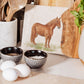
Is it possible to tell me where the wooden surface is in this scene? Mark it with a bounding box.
[61,0,81,58]
[39,0,74,8]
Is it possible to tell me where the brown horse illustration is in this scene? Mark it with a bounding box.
[30,17,61,48]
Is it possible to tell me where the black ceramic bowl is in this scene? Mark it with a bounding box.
[24,50,47,69]
[0,47,23,64]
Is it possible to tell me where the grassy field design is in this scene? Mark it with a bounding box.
[25,42,60,52]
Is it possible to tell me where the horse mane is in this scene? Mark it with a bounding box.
[46,17,58,26]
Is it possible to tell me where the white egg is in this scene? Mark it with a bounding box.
[15,64,31,77]
[0,59,4,70]
[2,68,18,81]
[0,61,16,71]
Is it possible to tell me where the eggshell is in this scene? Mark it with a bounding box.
[0,59,4,70]
[2,68,18,81]
[0,61,16,71]
[15,64,31,77]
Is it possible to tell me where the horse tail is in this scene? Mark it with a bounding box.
[30,24,36,43]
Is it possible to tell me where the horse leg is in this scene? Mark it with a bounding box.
[31,34,36,45]
[32,34,38,45]
[32,37,36,45]
[45,37,48,48]
[31,25,38,45]
[48,37,51,48]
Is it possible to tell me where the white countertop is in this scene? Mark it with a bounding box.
[0,53,84,80]
[32,54,84,80]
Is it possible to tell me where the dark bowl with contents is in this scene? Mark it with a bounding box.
[24,50,47,69]
[0,47,23,64]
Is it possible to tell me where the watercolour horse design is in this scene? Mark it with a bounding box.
[30,17,61,48]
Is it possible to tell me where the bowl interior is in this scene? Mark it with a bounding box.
[1,47,23,56]
[24,50,47,58]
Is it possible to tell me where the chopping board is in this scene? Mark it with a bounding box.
[39,0,74,7]
[0,72,84,84]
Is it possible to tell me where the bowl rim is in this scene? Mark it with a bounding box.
[24,50,47,60]
[0,46,23,57]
